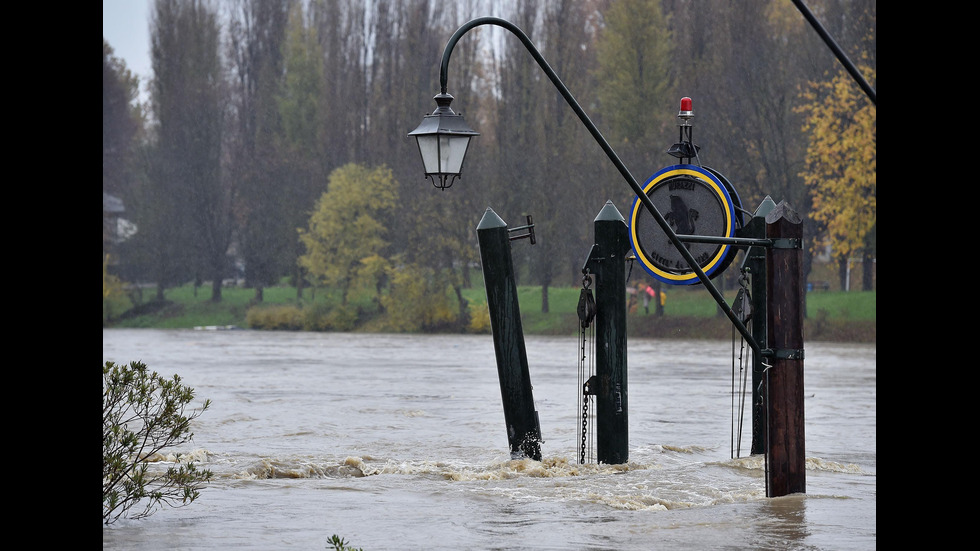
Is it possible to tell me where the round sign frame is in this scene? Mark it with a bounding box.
[629,164,739,285]
[703,166,744,277]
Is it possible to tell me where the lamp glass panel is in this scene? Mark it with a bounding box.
[442,135,470,174]
[416,135,441,174]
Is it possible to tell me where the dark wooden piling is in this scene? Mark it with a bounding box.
[590,201,629,464]
[764,201,806,496]
[476,207,542,460]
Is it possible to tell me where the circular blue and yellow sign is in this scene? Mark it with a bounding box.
[629,165,740,285]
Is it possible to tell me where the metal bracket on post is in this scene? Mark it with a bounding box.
[507,215,536,244]
[762,348,806,361]
[771,238,802,250]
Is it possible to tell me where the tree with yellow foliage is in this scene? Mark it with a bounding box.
[298,164,397,305]
[798,66,876,289]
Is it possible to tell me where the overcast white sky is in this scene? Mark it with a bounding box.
[103,1,152,87]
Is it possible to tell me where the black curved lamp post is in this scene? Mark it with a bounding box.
[409,16,758,352]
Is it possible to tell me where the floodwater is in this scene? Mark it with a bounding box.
[102,329,875,550]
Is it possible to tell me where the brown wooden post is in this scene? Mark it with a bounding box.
[765,201,806,497]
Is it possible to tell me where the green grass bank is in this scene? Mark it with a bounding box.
[105,281,875,343]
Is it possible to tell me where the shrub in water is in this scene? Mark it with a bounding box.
[103,361,212,524]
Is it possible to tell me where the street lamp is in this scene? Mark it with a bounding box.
[408,92,479,190]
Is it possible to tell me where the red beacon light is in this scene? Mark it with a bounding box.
[666,96,699,160]
[678,97,694,121]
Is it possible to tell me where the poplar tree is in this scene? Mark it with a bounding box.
[144,0,229,301]
[594,0,674,171]
[533,0,606,312]
[371,0,480,322]
[228,0,292,301]
[277,1,328,297]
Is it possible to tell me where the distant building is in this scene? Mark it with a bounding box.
[103,192,137,253]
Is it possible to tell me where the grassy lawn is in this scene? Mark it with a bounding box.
[107,276,874,337]
[463,283,874,319]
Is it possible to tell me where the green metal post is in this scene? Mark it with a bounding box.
[476,207,542,460]
[584,201,630,464]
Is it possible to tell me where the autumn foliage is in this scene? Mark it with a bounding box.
[798,67,877,261]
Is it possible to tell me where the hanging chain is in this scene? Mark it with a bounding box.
[581,388,590,464]
[577,273,596,464]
